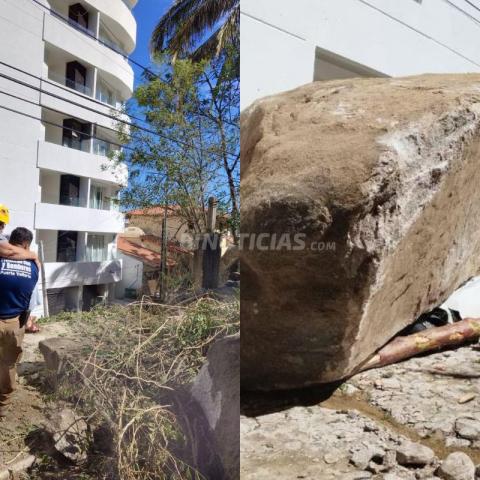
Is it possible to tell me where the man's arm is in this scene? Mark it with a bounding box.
[0,242,40,269]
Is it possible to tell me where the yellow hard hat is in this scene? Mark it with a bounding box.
[0,204,10,224]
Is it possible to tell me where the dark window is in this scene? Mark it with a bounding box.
[57,231,78,262]
[59,175,80,207]
[66,61,87,92]
[68,3,89,30]
[62,118,91,151]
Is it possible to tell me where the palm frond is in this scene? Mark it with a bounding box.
[151,0,239,62]
[190,6,239,61]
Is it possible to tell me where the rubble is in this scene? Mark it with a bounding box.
[396,442,435,466]
[241,74,480,389]
[45,407,89,463]
[437,452,475,480]
[241,342,480,479]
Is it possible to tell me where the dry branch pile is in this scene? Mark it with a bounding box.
[32,297,239,480]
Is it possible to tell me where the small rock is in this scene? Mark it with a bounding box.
[445,437,471,448]
[382,378,402,390]
[396,441,435,466]
[343,472,372,480]
[455,418,480,441]
[324,451,342,464]
[364,423,380,433]
[437,452,475,480]
[351,447,385,470]
[383,450,397,469]
[46,408,89,463]
[382,474,405,480]
[457,394,476,404]
[342,383,359,396]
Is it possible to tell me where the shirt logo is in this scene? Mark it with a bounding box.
[0,260,33,279]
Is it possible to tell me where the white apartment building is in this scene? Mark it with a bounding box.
[0,0,137,313]
[241,0,480,109]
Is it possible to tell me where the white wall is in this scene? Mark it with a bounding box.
[0,0,45,234]
[37,229,58,262]
[35,203,125,233]
[241,0,480,109]
[116,252,143,298]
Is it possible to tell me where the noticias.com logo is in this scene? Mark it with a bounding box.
[185,233,337,252]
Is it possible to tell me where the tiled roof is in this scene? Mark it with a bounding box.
[140,235,192,254]
[125,205,181,217]
[117,236,176,267]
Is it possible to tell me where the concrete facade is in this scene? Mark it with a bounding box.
[241,0,480,109]
[0,0,137,314]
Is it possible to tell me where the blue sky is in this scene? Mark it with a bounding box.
[131,0,173,86]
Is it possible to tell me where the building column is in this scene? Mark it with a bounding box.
[76,232,88,262]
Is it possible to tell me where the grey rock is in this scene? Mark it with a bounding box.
[46,408,89,463]
[396,442,435,466]
[324,451,342,464]
[454,418,480,441]
[437,452,475,480]
[351,446,385,470]
[191,333,239,480]
[343,472,373,480]
[39,336,90,389]
[445,437,471,448]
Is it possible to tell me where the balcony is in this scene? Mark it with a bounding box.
[35,203,124,234]
[44,259,122,289]
[43,13,134,97]
[83,0,137,53]
[47,71,93,97]
[37,140,127,185]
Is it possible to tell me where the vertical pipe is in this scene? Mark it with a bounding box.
[39,241,49,318]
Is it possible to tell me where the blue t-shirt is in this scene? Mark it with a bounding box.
[0,259,39,319]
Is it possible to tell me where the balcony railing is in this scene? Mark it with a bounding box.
[44,135,119,159]
[92,138,118,157]
[98,34,127,57]
[47,5,129,58]
[48,71,92,96]
[66,17,96,37]
[59,195,88,208]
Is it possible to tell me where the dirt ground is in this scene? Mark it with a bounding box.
[0,322,71,471]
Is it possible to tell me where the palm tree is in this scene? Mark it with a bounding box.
[150,0,239,63]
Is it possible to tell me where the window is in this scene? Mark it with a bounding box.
[62,118,91,152]
[66,61,88,95]
[68,3,89,31]
[86,235,107,262]
[96,80,115,107]
[57,231,78,262]
[90,184,110,210]
[59,175,81,207]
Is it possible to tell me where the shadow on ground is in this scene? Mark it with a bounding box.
[241,380,344,417]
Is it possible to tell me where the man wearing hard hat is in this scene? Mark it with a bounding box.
[0,205,39,264]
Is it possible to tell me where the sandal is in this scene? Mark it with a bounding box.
[25,322,40,334]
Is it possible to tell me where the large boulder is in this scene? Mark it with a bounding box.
[241,75,480,390]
